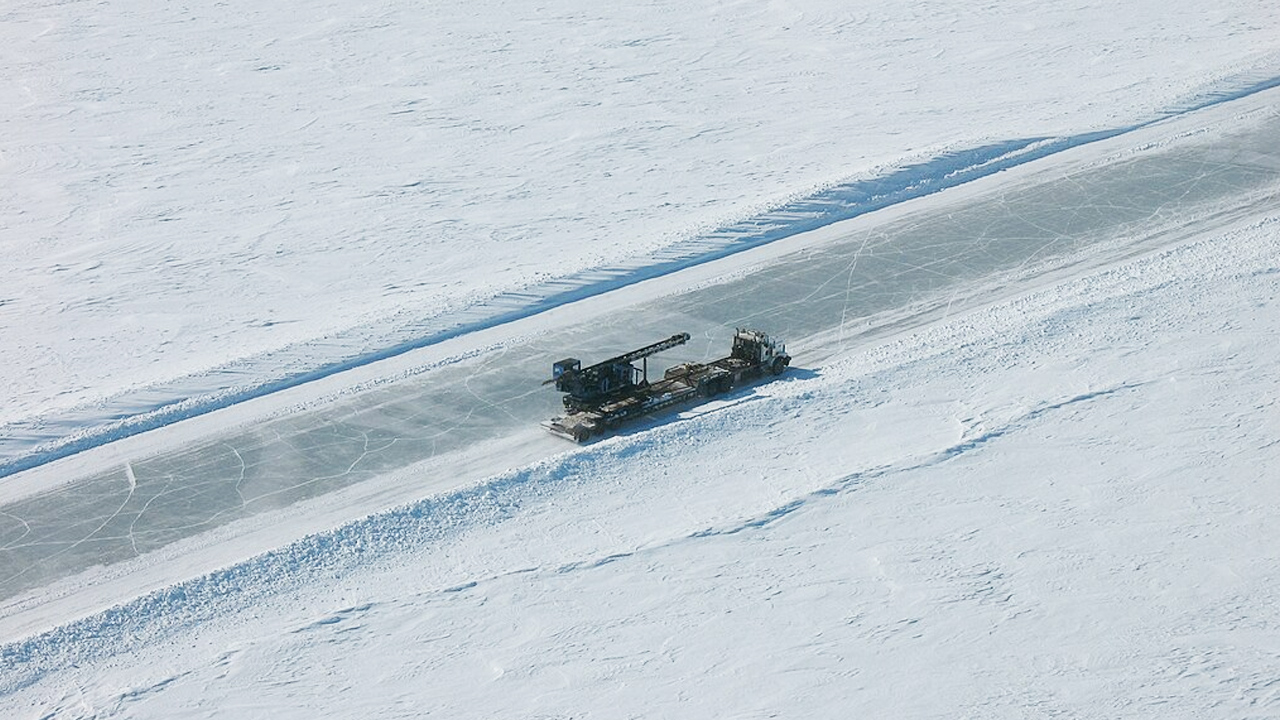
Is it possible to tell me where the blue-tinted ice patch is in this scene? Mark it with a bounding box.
[2,69,1278,480]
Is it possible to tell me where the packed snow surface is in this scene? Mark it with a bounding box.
[4,0,1280,467]
[5,211,1279,718]
[3,0,1280,717]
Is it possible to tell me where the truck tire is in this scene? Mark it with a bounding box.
[770,356,787,375]
[572,426,591,443]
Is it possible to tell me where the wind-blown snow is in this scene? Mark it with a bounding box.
[4,211,1278,718]
[3,0,1279,464]
[4,0,1280,716]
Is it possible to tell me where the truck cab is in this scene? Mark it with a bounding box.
[730,328,790,375]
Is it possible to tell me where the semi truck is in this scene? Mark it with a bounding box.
[542,328,790,442]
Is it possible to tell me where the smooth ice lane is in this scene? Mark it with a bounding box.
[2,94,1279,612]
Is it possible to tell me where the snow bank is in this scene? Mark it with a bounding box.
[4,213,1277,717]
[4,0,1280,470]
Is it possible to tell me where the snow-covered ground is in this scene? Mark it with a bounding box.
[5,208,1278,718]
[4,0,1280,470]
[4,0,1280,716]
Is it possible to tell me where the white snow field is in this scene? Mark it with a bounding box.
[3,0,1280,716]
[4,206,1279,718]
[4,0,1280,471]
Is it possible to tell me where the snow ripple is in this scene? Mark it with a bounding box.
[4,70,1280,481]
[0,373,1142,694]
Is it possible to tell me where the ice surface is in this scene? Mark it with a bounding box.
[4,206,1278,718]
[3,103,1277,604]
[4,0,1280,475]
[4,1,1280,715]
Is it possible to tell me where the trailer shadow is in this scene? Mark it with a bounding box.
[581,365,819,445]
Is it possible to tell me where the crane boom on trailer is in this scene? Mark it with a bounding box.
[542,329,790,442]
[546,332,691,411]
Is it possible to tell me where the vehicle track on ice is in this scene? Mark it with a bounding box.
[4,71,1280,480]
[1,82,1279,635]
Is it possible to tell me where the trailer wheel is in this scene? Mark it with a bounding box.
[770,356,787,375]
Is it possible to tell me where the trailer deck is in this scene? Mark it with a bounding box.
[543,329,790,442]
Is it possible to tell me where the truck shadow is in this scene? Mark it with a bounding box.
[578,365,819,445]
[774,366,819,381]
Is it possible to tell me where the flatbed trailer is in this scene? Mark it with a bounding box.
[542,329,790,442]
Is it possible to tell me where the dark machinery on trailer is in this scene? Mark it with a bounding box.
[542,329,790,442]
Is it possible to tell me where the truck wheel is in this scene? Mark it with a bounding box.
[770,356,787,375]
[572,426,591,443]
